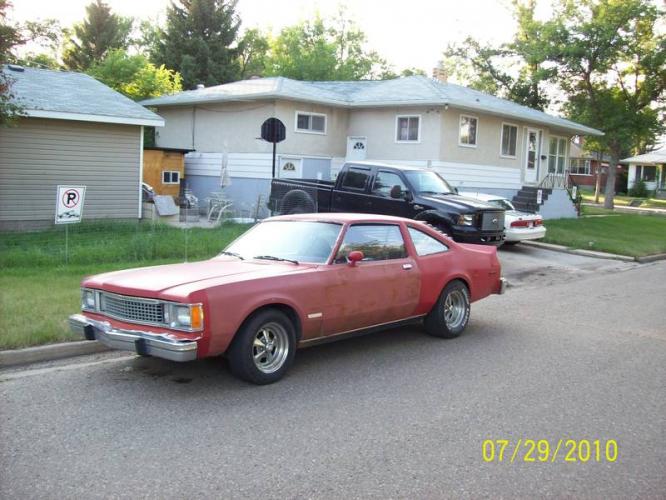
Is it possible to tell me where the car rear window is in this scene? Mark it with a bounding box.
[408,227,449,256]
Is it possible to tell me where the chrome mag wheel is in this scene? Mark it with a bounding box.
[443,290,467,330]
[252,322,290,374]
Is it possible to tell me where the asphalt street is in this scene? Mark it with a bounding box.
[1,248,664,498]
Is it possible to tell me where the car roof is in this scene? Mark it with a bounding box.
[266,212,418,224]
[344,161,428,171]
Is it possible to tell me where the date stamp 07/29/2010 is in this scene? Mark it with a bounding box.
[482,439,618,464]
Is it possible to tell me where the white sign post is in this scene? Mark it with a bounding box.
[536,189,543,205]
[55,185,86,224]
[55,185,86,265]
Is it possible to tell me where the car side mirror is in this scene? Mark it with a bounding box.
[454,187,459,194]
[348,251,364,266]
[403,190,413,202]
[389,185,402,199]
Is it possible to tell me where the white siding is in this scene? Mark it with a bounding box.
[431,161,522,189]
[0,118,141,227]
[185,152,273,179]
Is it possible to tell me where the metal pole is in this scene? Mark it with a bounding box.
[65,224,69,265]
[272,141,276,178]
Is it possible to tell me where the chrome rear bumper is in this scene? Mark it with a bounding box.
[69,314,198,362]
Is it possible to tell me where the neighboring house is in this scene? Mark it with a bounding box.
[140,75,602,219]
[0,65,163,231]
[568,138,626,193]
[621,147,666,196]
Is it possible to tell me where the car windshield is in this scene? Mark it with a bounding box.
[404,170,455,195]
[486,199,515,210]
[222,221,342,264]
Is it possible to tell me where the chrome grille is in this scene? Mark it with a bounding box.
[100,292,165,325]
[480,211,505,231]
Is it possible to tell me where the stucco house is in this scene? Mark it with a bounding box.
[0,65,163,231]
[621,147,666,196]
[141,75,602,219]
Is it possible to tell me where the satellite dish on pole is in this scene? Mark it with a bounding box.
[261,118,286,178]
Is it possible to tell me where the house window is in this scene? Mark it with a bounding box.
[396,115,420,142]
[295,111,326,134]
[548,137,567,174]
[459,115,478,147]
[501,123,518,157]
[640,165,657,182]
[162,171,180,184]
[570,159,591,175]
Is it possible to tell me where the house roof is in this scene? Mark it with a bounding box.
[620,147,666,165]
[140,75,603,136]
[2,65,164,127]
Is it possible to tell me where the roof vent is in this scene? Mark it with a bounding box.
[7,64,25,72]
[196,83,205,90]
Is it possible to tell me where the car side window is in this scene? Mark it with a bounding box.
[341,167,370,190]
[335,224,407,263]
[371,171,408,199]
[408,227,449,256]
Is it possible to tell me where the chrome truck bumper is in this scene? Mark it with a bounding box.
[69,314,198,362]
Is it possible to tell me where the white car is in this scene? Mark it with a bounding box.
[459,191,546,244]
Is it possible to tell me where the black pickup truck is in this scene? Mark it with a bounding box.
[269,162,505,245]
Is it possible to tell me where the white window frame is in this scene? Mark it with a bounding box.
[395,115,421,143]
[162,170,180,184]
[570,158,592,175]
[500,122,518,158]
[458,114,478,148]
[294,111,327,135]
[548,135,568,174]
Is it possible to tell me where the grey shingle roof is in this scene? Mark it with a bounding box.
[3,65,163,126]
[140,75,602,136]
[621,147,666,164]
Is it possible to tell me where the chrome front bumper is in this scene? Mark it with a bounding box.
[69,314,198,362]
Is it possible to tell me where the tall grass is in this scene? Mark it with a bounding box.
[0,221,251,349]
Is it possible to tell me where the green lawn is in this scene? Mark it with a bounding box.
[543,211,666,257]
[0,221,251,350]
[580,191,666,209]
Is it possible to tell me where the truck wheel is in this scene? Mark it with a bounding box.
[279,190,315,214]
[424,280,470,338]
[227,309,296,385]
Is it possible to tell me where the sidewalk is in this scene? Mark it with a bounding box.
[582,202,666,216]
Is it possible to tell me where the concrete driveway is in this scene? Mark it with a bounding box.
[1,251,664,498]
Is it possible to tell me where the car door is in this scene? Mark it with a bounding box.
[332,165,372,213]
[318,223,421,335]
[367,169,413,218]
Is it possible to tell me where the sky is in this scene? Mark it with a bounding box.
[8,0,552,73]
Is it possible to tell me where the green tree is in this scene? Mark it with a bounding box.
[265,11,385,81]
[237,28,269,79]
[12,19,63,69]
[150,0,241,89]
[62,0,132,71]
[87,49,182,101]
[441,0,553,110]
[545,0,665,208]
[0,0,24,125]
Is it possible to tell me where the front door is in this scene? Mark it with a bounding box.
[524,129,539,184]
[346,136,367,161]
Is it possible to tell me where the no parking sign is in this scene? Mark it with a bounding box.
[55,185,86,224]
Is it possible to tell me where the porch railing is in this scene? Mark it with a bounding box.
[539,172,582,215]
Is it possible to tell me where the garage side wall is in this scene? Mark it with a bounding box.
[0,118,141,230]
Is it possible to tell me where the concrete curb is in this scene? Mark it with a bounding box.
[0,341,110,368]
[635,253,666,263]
[521,240,636,262]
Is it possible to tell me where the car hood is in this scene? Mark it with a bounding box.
[420,194,497,212]
[82,258,312,297]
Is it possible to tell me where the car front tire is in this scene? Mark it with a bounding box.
[228,309,296,385]
[424,280,470,338]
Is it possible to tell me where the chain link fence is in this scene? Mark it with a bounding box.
[1,218,252,269]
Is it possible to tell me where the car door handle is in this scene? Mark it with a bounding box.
[403,264,413,270]
[413,204,424,210]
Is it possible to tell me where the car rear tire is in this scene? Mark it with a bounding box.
[424,280,470,338]
[227,309,296,384]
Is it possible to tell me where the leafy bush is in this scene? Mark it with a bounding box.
[629,179,649,198]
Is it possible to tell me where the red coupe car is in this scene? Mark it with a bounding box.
[70,214,506,384]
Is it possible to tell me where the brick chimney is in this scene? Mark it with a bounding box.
[432,61,448,83]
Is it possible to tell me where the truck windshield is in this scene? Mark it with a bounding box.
[486,199,515,211]
[222,221,342,264]
[404,171,455,195]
